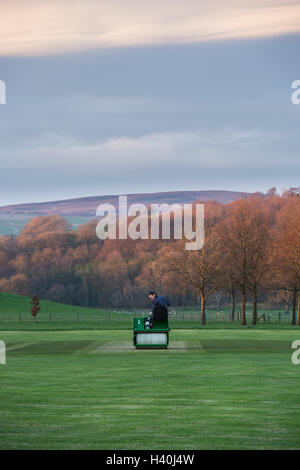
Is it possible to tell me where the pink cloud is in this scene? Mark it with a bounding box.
[0,0,300,56]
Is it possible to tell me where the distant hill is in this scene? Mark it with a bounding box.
[0,190,252,217]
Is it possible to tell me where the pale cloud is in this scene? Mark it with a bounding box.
[0,126,298,205]
[0,0,300,56]
[0,129,277,171]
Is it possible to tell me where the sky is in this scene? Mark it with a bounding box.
[0,0,300,206]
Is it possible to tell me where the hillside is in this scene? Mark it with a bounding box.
[0,190,252,217]
[0,292,104,316]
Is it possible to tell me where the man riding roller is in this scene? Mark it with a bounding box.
[145,291,170,329]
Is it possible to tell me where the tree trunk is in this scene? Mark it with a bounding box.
[292,287,297,325]
[252,286,257,326]
[230,288,235,321]
[241,286,247,326]
[82,273,88,307]
[218,294,222,311]
[200,295,206,325]
[285,298,290,314]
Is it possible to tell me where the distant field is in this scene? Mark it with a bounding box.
[0,293,296,331]
[1,328,300,450]
[0,215,92,235]
[0,216,30,235]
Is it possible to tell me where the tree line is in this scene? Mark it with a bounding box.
[0,190,300,325]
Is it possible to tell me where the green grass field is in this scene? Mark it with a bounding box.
[1,293,300,449]
[1,328,300,450]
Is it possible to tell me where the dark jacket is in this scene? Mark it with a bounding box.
[152,295,170,310]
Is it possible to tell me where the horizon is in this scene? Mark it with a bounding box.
[0,186,280,209]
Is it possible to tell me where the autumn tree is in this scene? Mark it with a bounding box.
[166,204,223,324]
[273,196,300,325]
[0,273,30,296]
[221,197,271,325]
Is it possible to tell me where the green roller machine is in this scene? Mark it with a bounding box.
[133,306,170,349]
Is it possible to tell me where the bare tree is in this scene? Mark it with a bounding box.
[166,206,223,325]
[221,198,271,325]
[273,196,300,325]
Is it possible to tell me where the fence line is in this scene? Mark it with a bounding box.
[0,310,293,323]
